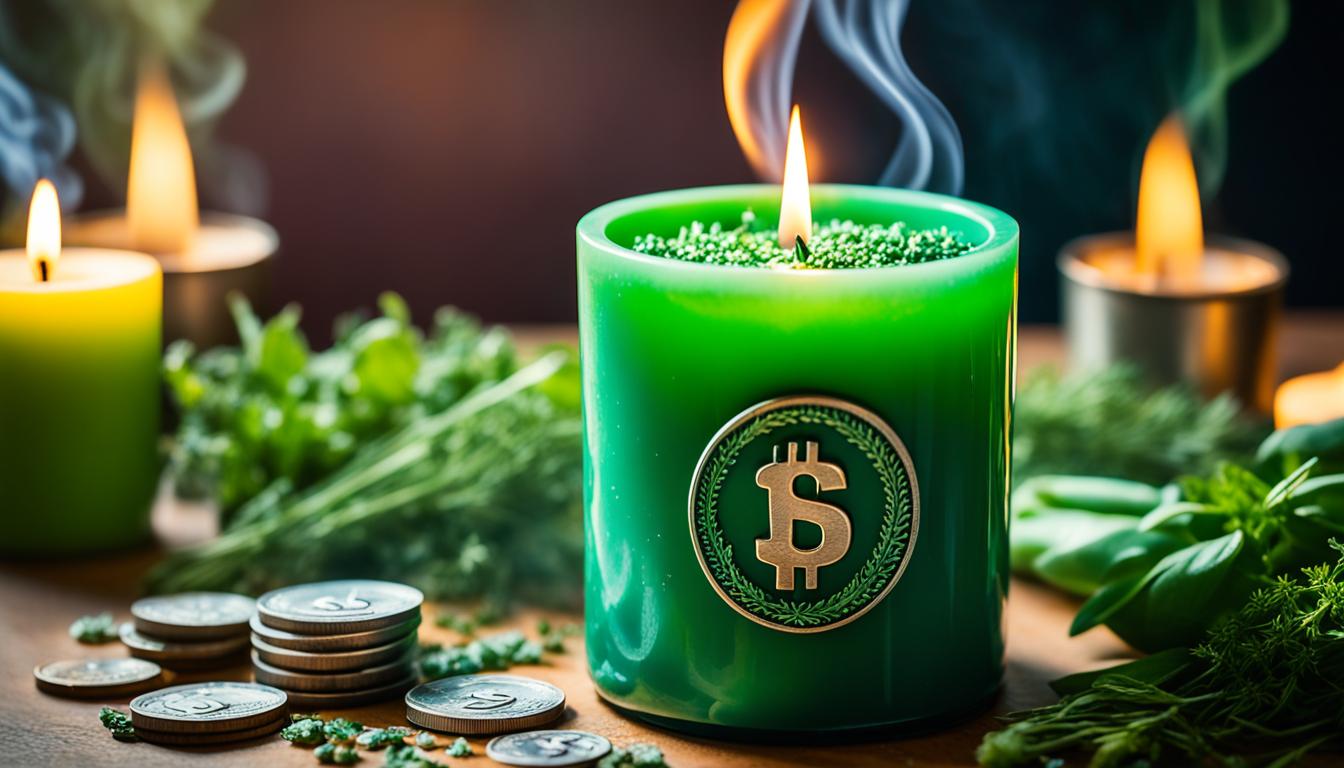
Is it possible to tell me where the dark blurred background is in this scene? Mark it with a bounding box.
[3,0,1339,336]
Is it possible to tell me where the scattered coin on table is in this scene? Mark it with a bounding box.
[130,592,256,640]
[33,658,164,699]
[256,580,423,634]
[129,681,288,734]
[405,674,566,735]
[487,730,613,767]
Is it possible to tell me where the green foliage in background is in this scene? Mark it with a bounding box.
[1013,366,1267,486]
[151,294,583,608]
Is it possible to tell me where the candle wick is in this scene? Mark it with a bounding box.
[38,258,50,283]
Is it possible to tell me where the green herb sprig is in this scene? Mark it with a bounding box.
[979,542,1344,767]
[70,613,120,644]
[150,297,583,608]
[98,707,137,742]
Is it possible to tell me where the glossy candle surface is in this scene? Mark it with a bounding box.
[577,185,1018,733]
[0,250,162,555]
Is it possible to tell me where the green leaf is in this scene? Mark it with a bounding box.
[1071,573,1149,636]
[1256,416,1344,465]
[1031,475,1163,515]
[1137,501,1218,532]
[1141,531,1245,624]
[1264,457,1318,510]
[253,305,309,392]
[378,291,412,325]
[229,292,263,356]
[1010,507,1136,573]
[1033,528,1182,596]
[1049,647,1192,696]
[349,318,420,404]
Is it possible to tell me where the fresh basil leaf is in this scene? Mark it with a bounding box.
[1030,476,1162,516]
[1070,573,1150,636]
[254,305,309,393]
[1049,647,1192,696]
[1010,509,1136,574]
[1137,501,1215,532]
[349,318,420,405]
[1263,457,1318,510]
[1033,528,1178,597]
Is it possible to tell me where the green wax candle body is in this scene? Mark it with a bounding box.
[0,251,162,556]
[577,185,1018,734]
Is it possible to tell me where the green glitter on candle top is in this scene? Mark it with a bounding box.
[632,211,974,269]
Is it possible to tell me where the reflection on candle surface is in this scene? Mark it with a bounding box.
[1276,364,1344,428]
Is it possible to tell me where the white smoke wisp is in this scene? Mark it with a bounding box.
[724,0,964,195]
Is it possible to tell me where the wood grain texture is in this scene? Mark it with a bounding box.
[1,317,1340,767]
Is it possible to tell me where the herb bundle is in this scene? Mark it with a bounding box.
[150,296,583,608]
[979,542,1344,767]
[631,212,972,269]
[1014,366,1266,486]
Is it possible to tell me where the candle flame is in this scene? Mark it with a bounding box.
[1135,115,1203,278]
[723,0,801,181]
[779,105,812,249]
[1275,363,1344,429]
[26,179,60,282]
[128,61,199,256]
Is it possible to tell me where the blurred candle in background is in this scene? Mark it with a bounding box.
[68,61,277,350]
[1275,364,1344,428]
[0,180,162,556]
[1059,114,1287,411]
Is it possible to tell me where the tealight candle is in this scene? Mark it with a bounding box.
[0,181,162,556]
[67,63,277,350]
[578,111,1018,735]
[1275,363,1344,428]
[1059,116,1287,412]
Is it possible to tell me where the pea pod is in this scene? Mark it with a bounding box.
[1022,475,1162,516]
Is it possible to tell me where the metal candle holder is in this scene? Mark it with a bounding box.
[68,211,278,350]
[1059,232,1288,412]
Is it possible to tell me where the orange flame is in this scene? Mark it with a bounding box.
[779,105,812,248]
[26,179,60,282]
[128,61,199,256]
[724,0,795,180]
[1135,115,1203,278]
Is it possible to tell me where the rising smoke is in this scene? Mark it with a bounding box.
[0,0,256,219]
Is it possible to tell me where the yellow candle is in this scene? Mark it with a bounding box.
[0,181,162,555]
[1276,364,1344,429]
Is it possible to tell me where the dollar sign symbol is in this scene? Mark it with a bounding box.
[754,441,851,590]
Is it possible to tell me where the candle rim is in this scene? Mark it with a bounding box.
[1059,231,1288,300]
[0,248,162,293]
[578,183,1018,277]
[66,210,278,274]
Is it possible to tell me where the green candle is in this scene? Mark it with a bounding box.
[0,183,162,556]
[577,183,1018,734]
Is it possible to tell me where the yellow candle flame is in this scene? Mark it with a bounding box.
[1135,115,1204,279]
[26,179,61,282]
[779,105,812,249]
[128,61,199,256]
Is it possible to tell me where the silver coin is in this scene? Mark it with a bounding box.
[130,682,287,733]
[131,592,256,640]
[487,730,612,767]
[256,580,423,634]
[251,648,415,692]
[249,612,422,652]
[252,632,417,673]
[405,675,566,735]
[282,672,419,709]
[136,716,286,746]
[121,623,250,662]
[33,658,163,699]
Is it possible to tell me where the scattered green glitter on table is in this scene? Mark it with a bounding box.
[631,212,974,269]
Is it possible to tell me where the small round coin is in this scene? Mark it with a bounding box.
[130,682,287,733]
[252,633,417,673]
[249,612,421,652]
[486,730,612,767]
[121,624,250,663]
[33,658,164,699]
[256,580,423,634]
[405,675,566,735]
[250,649,415,692]
[131,592,256,641]
[281,672,419,709]
[136,716,285,746]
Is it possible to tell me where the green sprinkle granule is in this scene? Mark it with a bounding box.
[631,212,973,269]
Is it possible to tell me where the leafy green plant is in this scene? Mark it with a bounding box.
[1014,366,1266,486]
[69,613,119,644]
[151,297,583,608]
[97,708,136,742]
[979,542,1344,767]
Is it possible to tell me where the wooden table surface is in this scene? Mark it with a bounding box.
[2,316,1341,768]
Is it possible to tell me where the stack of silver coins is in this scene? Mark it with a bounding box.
[129,682,288,746]
[250,580,423,708]
[122,593,256,670]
